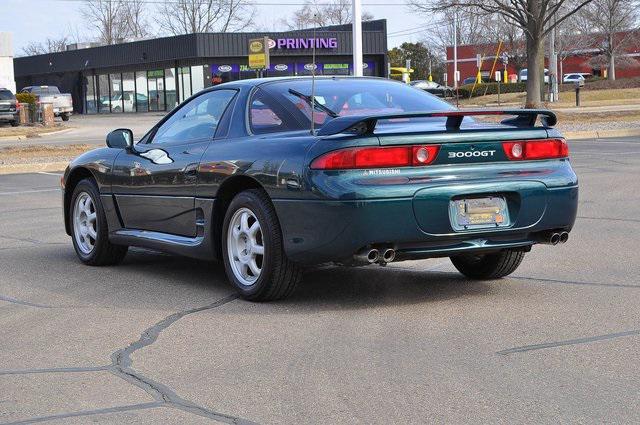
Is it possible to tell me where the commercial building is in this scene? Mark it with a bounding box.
[0,32,16,93]
[13,20,388,114]
[445,30,640,84]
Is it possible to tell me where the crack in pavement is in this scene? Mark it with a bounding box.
[0,295,55,309]
[497,329,640,355]
[2,402,161,425]
[0,366,110,376]
[1,293,258,425]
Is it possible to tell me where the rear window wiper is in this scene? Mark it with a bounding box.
[288,88,339,118]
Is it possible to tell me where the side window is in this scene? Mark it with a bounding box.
[250,90,301,135]
[151,89,236,144]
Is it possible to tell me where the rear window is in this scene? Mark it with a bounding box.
[0,90,14,100]
[251,78,455,134]
[30,87,60,95]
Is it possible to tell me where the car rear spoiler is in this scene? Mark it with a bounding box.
[316,109,557,136]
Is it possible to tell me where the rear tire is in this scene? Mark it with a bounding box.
[61,113,70,121]
[222,189,302,301]
[69,179,127,266]
[10,120,19,127]
[450,250,525,279]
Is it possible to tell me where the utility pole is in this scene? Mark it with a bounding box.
[352,0,363,77]
[453,11,458,89]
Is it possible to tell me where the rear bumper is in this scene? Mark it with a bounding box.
[273,184,578,265]
[54,107,73,115]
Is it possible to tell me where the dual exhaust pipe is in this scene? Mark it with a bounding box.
[536,231,569,245]
[356,247,396,265]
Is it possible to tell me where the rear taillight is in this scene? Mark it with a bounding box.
[502,139,568,160]
[310,145,440,170]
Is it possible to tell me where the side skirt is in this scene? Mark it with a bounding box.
[106,197,216,261]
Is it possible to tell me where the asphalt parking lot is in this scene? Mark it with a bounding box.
[1,136,639,424]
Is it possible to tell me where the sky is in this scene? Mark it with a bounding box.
[0,0,427,56]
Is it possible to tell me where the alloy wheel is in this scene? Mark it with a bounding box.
[73,192,97,254]
[227,207,265,286]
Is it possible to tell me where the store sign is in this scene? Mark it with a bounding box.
[248,37,270,69]
[275,38,338,49]
[274,64,288,71]
[217,65,233,73]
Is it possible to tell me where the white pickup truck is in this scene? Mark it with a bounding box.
[21,86,73,121]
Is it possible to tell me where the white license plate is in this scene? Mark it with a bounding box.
[450,196,509,230]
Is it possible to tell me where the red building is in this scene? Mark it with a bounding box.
[445,31,640,84]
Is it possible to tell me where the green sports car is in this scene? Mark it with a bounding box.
[62,77,578,301]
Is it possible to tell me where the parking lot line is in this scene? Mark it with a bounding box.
[0,188,60,196]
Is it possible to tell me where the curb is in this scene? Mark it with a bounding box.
[0,161,68,175]
[564,128,640,140]
[0,127,73,141]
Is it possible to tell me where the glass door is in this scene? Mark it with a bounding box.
[147,70,165,112]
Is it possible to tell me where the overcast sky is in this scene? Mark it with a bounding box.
[1,0,427,56]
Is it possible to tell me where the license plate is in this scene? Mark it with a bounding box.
[450,196,509,230]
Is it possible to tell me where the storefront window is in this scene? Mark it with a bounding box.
[121,72,135,112]
[165,68,177,111]
[240,64,260,80]
[85,75,97,114]
[191,65,205,94]
[97,74,109,114]
[178,67,191,103]
[211,64,237,85]
[135,71,148,112]
[109,73,123,113]
[147,69,164,112]
[266,63,294,77]
[323,63,350,76]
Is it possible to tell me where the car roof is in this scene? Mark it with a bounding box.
[209,75,393,90]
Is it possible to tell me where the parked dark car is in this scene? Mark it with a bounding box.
[409,80,454,97]
[0,88,19,127]
[62,77,578,301]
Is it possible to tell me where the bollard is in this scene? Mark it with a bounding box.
[574,79,584,107]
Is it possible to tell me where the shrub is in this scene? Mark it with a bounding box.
[457,82,527,98]
[16,92,37,105]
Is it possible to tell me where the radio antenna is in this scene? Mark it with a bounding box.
[310,12,317,135]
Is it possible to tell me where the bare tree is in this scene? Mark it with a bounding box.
[554,14,594,82]
[81,0,130,44]
[281,0,374,30]
[157,0,255,35]
[21,36,70,56]
[574,0,639,80]
[408,0,596,107]
[423,8,498,55]
[124,0,152,40]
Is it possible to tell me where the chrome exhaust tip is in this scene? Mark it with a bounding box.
[367,249,380,264]
[550,233,561,245]
[382,248,396,263]
[559,232,569,244]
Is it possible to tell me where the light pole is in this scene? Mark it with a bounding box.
[352,0,363,76]
[453,11,458,89]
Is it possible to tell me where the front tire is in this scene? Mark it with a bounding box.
[450,250,525,279]
[10,120,19,127]
[70,179,127,266]
[222,189,301,301]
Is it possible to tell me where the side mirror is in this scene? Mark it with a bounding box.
[106,128,134,150]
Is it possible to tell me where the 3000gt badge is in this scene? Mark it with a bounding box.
[448,150,496,158]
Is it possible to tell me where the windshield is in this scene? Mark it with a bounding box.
[260,78,455,127]
[0,90,13,100]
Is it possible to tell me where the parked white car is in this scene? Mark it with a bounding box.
[21,86,73,121]
[563,73,590,83]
